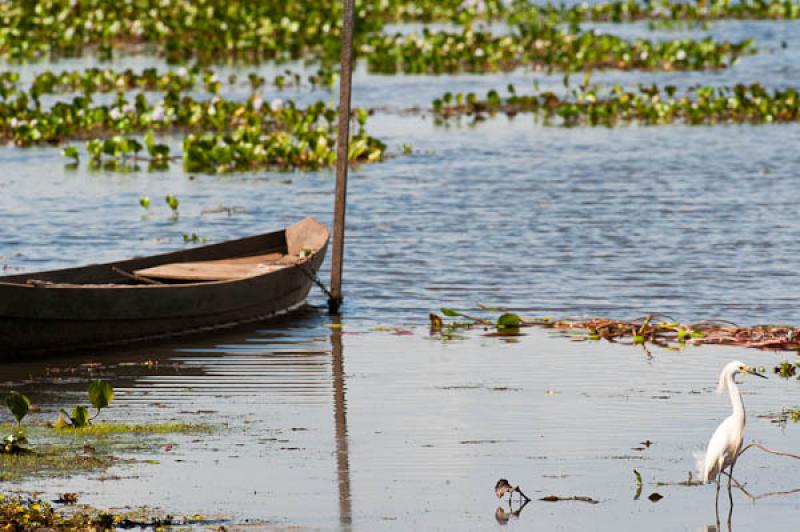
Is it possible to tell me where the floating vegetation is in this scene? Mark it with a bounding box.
[0,67,337,100]
[430,307,800,353]
[773,360,800,378]
[183,232,208,244]
[0,86,386,171]
[364,29,751,74]
[52,422,211,435]
[2,381,210,483]
[66,126,384,173]
[380,0,800,24]
[55,380,114,429]
[433,83,800,126]
[0,493,218,530]
[763,408,800,425]
[4,391,30,427]
[26,67,197,96]
[0,0,754,74]
[0,0,388,63]
[0,89,368,145]
[535,0,800,24]
[0,421,210,482]
[0,443,116,482]
[182,126,385,173]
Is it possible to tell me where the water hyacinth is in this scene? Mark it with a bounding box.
[363,27,753,74]
[0,0,386,63]
[59,99,385,173]
[182,127,385,173]
[27,67,198,96]
[65,126,385,173]
[0,0,756,74]
[379,0,800,24]
[0,67,337,102]
[432,83,800,126]
[0,89,377,148]
[533,0,800,24]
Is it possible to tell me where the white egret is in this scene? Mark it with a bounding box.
[699,360,766,506]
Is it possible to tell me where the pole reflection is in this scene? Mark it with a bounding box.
[330,317,352,529]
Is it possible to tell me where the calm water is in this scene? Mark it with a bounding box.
[3,18,800,531]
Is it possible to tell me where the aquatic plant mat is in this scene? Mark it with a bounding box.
[0,422,210,482]
[0,492,226,530]
[429,308,800,352]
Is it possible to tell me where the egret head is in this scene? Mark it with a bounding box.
[716,360,767,394]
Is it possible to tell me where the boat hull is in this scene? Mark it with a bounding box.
[0,218,328,358]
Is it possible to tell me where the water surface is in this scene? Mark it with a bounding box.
[2,18,800,531]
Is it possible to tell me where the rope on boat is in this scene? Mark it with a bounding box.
[294,262,334,301]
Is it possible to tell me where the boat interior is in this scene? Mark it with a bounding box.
[1,217,330,287]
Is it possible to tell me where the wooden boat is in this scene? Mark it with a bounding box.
[0,217,329,358]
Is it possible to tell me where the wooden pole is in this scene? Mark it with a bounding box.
[329,0,355,314]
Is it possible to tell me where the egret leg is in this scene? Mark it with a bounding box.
[727,463,735,507]
[727,498,734,532]
[714,478,721,525]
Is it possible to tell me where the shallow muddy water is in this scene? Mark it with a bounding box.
[2,16,800,532]
[4,319,800,531]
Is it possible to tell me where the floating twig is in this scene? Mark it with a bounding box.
[540,495,599,504]
[738,442,800,461]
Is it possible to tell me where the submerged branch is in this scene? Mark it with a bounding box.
[739,442,800,461]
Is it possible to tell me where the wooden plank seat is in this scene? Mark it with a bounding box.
[133,252,299,282]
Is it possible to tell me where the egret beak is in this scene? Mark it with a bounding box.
[745,367,767,379]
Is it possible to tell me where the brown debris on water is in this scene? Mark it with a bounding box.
[544,315,800,351]
[540,495,599,504]
[431,308,800,352]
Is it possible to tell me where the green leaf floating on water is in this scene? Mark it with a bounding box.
[441,308,464,317]
[165,194,180,211]
[69,406,90,428]
[88,380,114,410]
[144,129,156,155]
[5,391,30,424]
[355,107,368,127]
[61,146,79,162]
[496,313,522,329]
